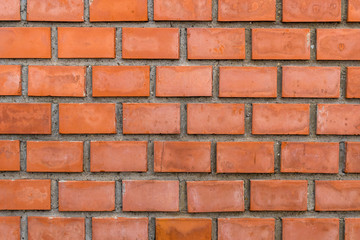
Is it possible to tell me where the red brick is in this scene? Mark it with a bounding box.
[346,67,360,98]
[0,140,20,171]
[282,67,340,98]
[218,0,276,21]
[317,29,360,60]
[58,27,115,58]
[282,218,339,240]
[218,218,275,240]
[154,141,211,172]
[0,103,51,134]
[0,28,51,58]
[0,65,21,96]
[27,141,83,172]
[122,28,179,59]
[28,217,85,240]
[252,104,310,135]
[219,67,277,98]
[349,0,360,21]
[281,142,339,173]
[154,0,212,21]
[187,28,245,59]
[0,179,51,210]
[156,66,212,97]
[156,218,212,240]
[217,142,274,173]
[252,29,310,60]
[250,180,307,211]
[0,0,20,21]
[90,0,147,22]
[92,66,150,97]
[27,0,84,22]
[187,103,245,134]
[317,104,360,135]
[58,181,115,211]
[315,180,360,211]
[90,141,147,172]
[123,103,180,134]
[187,181,244,212]
[0,217,20,240]
[122,180,179,212]
[283,0,341,22]
[346,142,360,173]
[345,218,360,240]
[28,66,86,97]
[59,103,116,134]
[92,217,149,240]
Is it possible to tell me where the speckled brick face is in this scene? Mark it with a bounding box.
[0,0,359,239]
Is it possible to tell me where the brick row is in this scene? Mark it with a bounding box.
[3,179,360,212]
[6,0,360,23]
[2,28,360,60]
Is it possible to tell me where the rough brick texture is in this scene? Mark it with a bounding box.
[0,0,359,239]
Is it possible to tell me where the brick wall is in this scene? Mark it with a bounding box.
[0,0,359,239]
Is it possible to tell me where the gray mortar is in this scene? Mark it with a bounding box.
[0,0,358,239]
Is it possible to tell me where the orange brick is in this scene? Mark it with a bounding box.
[0,140,20,171]
[283,0,341,22]
[349,0,360,21]
[156,218,212,240]
[0,103,51,134]
[346,67,360,98]
[281,142,339,173]
[0,0,20,21]
[122,28,179,59]
[123,103,180,134]
[317,29,360,60]
[154,141,211,172]
[92,66,150,97]
[58,27,115,58]
[187,181,244,212]
[345,218,360,240]
[219,67,277,98]
[252,104,310,135]
[154,0,212,21]
[90,0,147,22]
[217,142,274,173]
[92,217,149,240]
[315,180,360,211]
[282,66,340,98]
[250,180,308,211]
[346,142,360,173]
[317,104,360,135]
[156,66,212,97]
[28,66,86,97]
[282,218,339,240]
[27,141,83,172]
[59,103,116,134]
[90,141,147,172]
[28,217,85,240]
[122,180,179,212]
[58,181,115,211]
[0,217,20,240]
[0,28,51,58]
[0,65,21,96]
[187,103,245,134]
[27,0,84,22]
[187,28,245,59]
[0,179,51,210]
[218,218,275,240]
[252,29,310,60]
[218,0,276,21]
